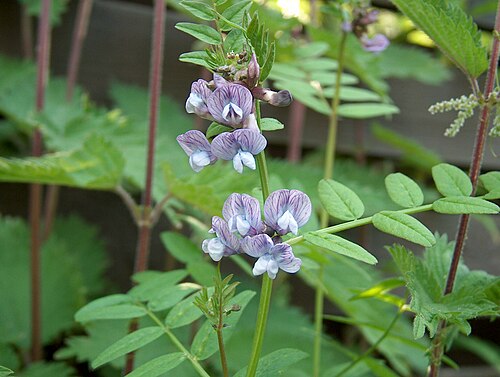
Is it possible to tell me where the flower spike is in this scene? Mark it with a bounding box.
[176,130,217,172]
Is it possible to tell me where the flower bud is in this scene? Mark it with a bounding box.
[247,53,260,88]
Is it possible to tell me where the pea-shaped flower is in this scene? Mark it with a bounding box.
[202,216,241,261]
[207,83,253,127]
[360,34,389,53]
[242,234,301,279]
[211,129,267,174]
[185,79,213,119]
[264,189,312,235]
[176,130,217,172]
[222,193,265,237]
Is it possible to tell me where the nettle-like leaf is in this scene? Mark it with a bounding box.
[391,0,488,78]
[389,236,499,338]
[0,135,125,189]
[0,216,107,350]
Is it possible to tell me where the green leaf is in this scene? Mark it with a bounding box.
[19,362,75,377]
[0,366,13,377]
[432,196,499,214]
[125,353,186,377]
[223,29,246,53]
[92,327,163,369]
[76,304,146,323]
[180,1,215,20]
[338,87,381,102]
[75,294,132,322]
[432,163,472,197]
[148,283,201,311]
[350,277,406,301]
[385,173,424,208]
[338,103,399,119]
[484,190,500,200]
[175,22,221,45]
[260,41,275,82]
[372,212,435,247]
[0,135,125,189]
[304,233,378,265]
[260,118,284,131]
[165,292,206,328]
[318,179,365,221]
[219,0,252,31]
[390,0,488,78]
[179,51,213,69]
[480,171,500,192]
[233,348,309,377]
[128,270,188,302]
[206,122,232,139]
[190,290,255,360]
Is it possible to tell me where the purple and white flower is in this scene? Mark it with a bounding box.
[185,79,213,119]
[264,189,312,235]
[176,130,217,172]
[211,129,267,173]
[202,216,241,261]
[252,87,293,107]
[242,234,301,279]
[360,34,389,53]
[222,193,265,237]
[207,83,253,127]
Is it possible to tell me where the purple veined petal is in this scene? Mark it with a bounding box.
[185,79,212,117]
[213,73,229,88]
[177,130,217,172]
[241,234,273,258]
[264,189,291,233]
[243,113,259,131]
[361,34,390,53]
[233,129,267,155]
[288,190,312,228]
[207,84,253,127]
[252,254,272,277]
[222,194,263,236]
[211,216,240,254]
[272,243,301,274]
[238,151,256,171]
[211,132,239,160]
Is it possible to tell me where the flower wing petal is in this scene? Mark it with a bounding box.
[288,190,312,228]
[241,234,273,258]
[233,129,267,155]
[272,243,301,274]
[211,132,239,160]
[264,189,290,231]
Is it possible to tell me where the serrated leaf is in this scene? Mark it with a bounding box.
[233,348,309,377]
[76,305,146,323]
[179,51,213,69]
[125,353,186,377]
[385,173,424,208]
[432,196,499,214]
[175,22,221,45]
[260,118,284,131]
[304,233,378,265]
[206,122,232,139]
[318,179,364,220]
[190,290,255,360]
[432,163,472,197]
[480,171,500,192]
[128,270,188,302]
[219,0,252,31]
[338,103,399,119]
[92,327,163,369]
[372,212,435,247]
[180,1,215,21]
[0,135,125,189]
[391,0,488,78]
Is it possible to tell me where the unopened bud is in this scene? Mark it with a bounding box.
[247,53,260,88]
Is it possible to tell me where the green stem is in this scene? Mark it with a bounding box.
[287,204,434,246]
[145,308,211,377]
[334,309,402,377]
[246,100,273,377]
[314,30,348,377]
[216,270,230,377]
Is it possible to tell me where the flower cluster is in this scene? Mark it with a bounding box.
[177,53,292,174]
[344,8,389,53]
[202,190,312,279]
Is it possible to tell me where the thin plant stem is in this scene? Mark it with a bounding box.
[314,30,348,377]
[21,4,33,60]
[427,3,500,376]
[334,309,402,377]
[124,1,166,374]
[43,0,94,241]
[144,307,211,377]
[245,100,273,377]
[216,265,229,377]
[30,0,52,362]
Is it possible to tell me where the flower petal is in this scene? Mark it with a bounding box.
[222,194,263,236]
[361,34,389,53]
[207,84,253,127]
[264,189,290,232]
[272,243,301,274]
[233,129,267,155]
[277,210,299,235]
[288,190,312,228]
[252,254,272,277]
[211,132,239,160]
[211,216,240,254]
[239,151,256,170]
[241,234,273,258]
[202,238,225,261]
[176,130,211,155]
[189,151,212,172]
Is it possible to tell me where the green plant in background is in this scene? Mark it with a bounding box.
[0,0,499,377]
